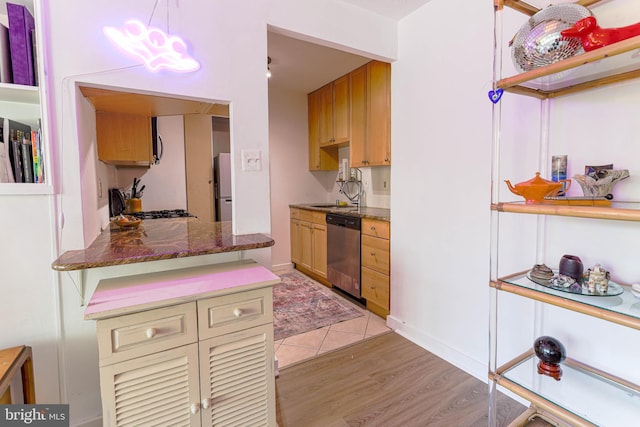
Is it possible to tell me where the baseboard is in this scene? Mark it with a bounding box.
[73,417,102,427]
[271,263,293,275]
[387,314,487,383]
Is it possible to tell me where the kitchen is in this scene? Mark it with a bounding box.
[3,0,640,426]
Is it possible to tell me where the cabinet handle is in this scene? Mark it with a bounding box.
[201,398,212,409]
[233,308,244,318]
[190,403,200,414]
[370,251,376,256]
[145,328,157,339]
[370,225,376,231]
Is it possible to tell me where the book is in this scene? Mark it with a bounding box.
[0,118,14,182]
[7,2,35,86]
[10,137,22,182]
[20,137,33,182]
[5,118,31,182]
[0,23,12,83]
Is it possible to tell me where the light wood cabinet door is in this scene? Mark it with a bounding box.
[350,65,367,167]
[299,221,313,271]
[290,218,301,264]
[367,60,391,166]
[99,343,201,427]
[96,111,152,166]
[198,324,275,427]
[308,90,339,171]
[318,83,334,146]
[311,222,327,278]
[184,114,215,222]
[362,234,390,274]
[332,74,350,145]
[361,267,390,311]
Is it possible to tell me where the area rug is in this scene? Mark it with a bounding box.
[273,270,364,341]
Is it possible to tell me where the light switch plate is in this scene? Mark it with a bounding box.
[241,149,262,171]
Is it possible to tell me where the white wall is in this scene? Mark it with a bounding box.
[390,0,495,377]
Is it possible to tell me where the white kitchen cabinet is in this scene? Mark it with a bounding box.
[0,0,52,194]
[87,261,278,427]
[489,1,640,425]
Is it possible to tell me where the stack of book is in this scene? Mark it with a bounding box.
[0,2,37,86]
[0,117,44,183]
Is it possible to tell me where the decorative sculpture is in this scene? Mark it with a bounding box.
[561,16,640,51]
[534,336,567,381]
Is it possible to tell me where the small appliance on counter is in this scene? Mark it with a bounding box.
[109,188,126,217]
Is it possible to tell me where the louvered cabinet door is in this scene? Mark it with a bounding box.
[199,324,276,427]
[99,343,201,426]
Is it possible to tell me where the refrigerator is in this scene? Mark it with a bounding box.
[214,153,232,221]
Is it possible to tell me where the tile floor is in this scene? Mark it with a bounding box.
[274,302,392,369]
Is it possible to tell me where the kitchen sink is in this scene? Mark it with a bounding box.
[310,204,355,208]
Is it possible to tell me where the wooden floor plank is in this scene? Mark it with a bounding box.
[276,332,531,427]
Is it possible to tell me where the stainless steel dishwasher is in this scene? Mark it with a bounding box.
[326,213,361,299]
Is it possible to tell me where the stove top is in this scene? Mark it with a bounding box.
[131,209,195,219]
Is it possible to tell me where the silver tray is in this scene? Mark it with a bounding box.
[526,270,623,297]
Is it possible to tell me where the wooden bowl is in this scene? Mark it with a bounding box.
[112,215,142,229]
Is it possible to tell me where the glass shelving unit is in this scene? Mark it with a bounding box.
[489,1,640,425]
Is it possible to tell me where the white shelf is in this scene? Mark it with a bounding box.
[0,182,52,195]
[0,82,39,104]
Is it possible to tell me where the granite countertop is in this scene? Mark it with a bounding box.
[51,219,274,271]
[290,203,390,222]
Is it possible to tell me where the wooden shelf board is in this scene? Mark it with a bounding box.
[492,201,640,222]
[498,35,640,98]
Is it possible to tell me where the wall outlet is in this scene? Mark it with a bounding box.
[241,149,262,171]
[98,178,104,199]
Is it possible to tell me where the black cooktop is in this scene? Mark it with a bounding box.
[131,209,195,219]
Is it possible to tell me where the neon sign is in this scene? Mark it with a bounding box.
[103,19,200,73]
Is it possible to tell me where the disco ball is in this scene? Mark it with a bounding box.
[511,4,593,73]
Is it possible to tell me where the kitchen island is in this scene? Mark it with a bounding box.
[51,217,279,425]
[51,218,275,271]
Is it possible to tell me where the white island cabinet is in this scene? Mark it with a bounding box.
[84,260,280,427]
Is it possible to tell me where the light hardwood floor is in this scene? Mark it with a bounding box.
[276,332,540,427]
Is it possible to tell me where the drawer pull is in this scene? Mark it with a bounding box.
[370,251,376,256]
[190,403,200,414]
[370,225,376,231]
[233,308,244,318]
[145,328,157,339]
[201,398,212,409]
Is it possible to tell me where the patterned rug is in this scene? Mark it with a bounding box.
[273,270,364,341]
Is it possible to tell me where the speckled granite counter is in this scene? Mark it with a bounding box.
[51,219,274,271]
[289,204,390,222]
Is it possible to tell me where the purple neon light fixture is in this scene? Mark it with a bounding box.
[103,19,200,73]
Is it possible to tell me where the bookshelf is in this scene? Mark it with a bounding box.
[0,0,52,195]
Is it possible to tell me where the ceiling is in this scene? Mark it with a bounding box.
[267,0,431,93]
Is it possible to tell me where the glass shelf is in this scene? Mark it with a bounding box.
[492,201,640,222]
[493,271,640,330]
[495,350,640,426]
[497,34,640,99]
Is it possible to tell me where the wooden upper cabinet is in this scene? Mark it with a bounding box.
[366,61,391,166]
[96,111,152,166]
[308,90,339,171]
[350,61,391,168]
[332,74,350,145]
[307,60,390,171]
[318,83,333,146]
[349,64,367,167]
